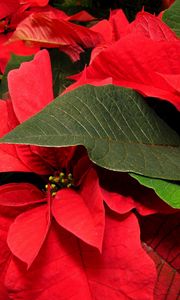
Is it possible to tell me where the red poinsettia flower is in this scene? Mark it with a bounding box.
[0,159,175,268]
[1,177,178,299]
[0,156,104,265]
[0,47,178,299]
[0,2,98,73]
[1,159,178,299]
[6,7,103,62]
[0,152,160,299]
[66,11,180,110]
[1,45,179,299]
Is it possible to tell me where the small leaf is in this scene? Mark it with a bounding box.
[130,174,180,208]
[163,0,180,37]
[0,54,34,99]
[1,85,180,180]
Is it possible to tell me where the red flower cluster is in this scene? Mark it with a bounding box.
[0,48,179,300]
[0,2,179,299]
[65,10,180,110]
[0,0,101,72]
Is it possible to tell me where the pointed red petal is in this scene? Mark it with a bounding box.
[8,50,53,123]
[67,11,95,22]
[90,9,129,63]
[99,170,176,216]
[109,9,129,40]
[126,11,177,41]
[7,205,50,268]
[102,188,135,213]
[91,20,113,43]
[10,12,103,60]
[0,100,33,172]
[52,170,105,251]
[0,183,44,207]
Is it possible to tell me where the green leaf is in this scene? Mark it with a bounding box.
[130,173,180,208]
[0,54,34,99]
[1,85,180,180]
[163,1,180,37]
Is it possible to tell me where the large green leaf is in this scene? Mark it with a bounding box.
[163,1,180,37]
[130,173,180,208]
[0,54,34,99]
[1,85,180,179]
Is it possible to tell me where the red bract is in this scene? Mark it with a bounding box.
[0,2,97,72]
[0,166,159,299]
[66,11,180,110]
[0,169,176,298]
[90,9,129,62]
[0,0,19,20]
[8,11,103,61]
[0,50,55,172]
[0,174,157,299]
[0,34,39,73]
[1,165,170,269]
[0,183,45,299]
[125,11,177,41]
[3,214,156,300]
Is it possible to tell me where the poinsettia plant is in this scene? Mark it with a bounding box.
[0,0,179,299]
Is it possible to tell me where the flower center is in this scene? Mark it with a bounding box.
[45,172,74,196]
